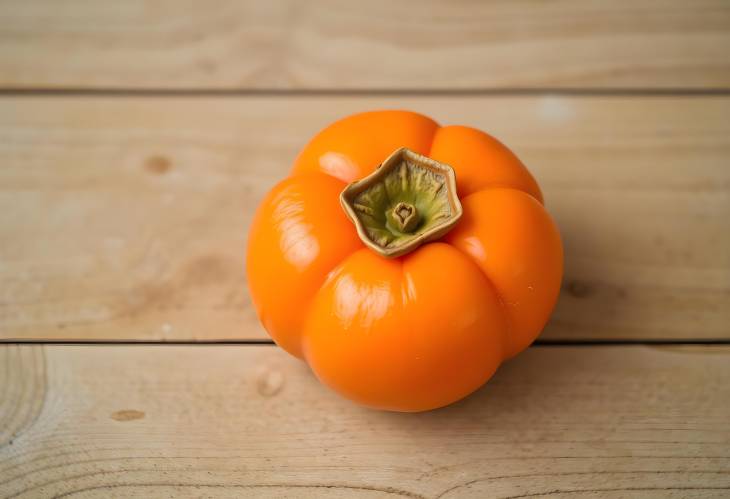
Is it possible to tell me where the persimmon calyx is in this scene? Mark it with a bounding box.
[391,201,420,233]
[340,147,463,258]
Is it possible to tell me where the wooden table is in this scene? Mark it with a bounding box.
[1,2,729,497]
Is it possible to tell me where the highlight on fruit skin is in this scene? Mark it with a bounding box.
[246,110,563,412]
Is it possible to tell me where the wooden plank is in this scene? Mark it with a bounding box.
[1,344,729,498]
[0,96,728,341]
[0,1,729,90]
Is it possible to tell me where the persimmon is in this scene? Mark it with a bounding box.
[247,110,562,412]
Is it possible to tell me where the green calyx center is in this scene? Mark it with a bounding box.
[354,162,449,247]
[391,201,420,233]
[340,148,463,258]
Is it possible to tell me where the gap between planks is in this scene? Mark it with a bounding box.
[0,88,730,98]
[2,340,730,346]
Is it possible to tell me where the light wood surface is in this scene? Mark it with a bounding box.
[1,1,729,90]
[1,2,727,497]
[1,96,728,341]
[1,344,729,498]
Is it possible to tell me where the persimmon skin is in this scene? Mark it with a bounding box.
[245,173,362,357]
[303,244,507,412]
[445,189,563,358]
[246,110,563,411]
[292,110,439,183]
[430,125,543,202]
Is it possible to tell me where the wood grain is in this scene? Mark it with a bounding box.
[0,1,729,90]
[0,346,45,447]
[1,96,728,342]
[0,344,728,498]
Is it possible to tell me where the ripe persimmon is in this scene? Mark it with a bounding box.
[247,110,562,412]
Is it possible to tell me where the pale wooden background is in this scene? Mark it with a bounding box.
[1,1,729,498]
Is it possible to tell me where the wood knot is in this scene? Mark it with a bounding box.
[111,409,145,422]
[144,155,172,175]
[256,369,284,398]
[567,280,593,298]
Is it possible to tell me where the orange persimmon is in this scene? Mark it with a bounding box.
[246,110,563,412]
